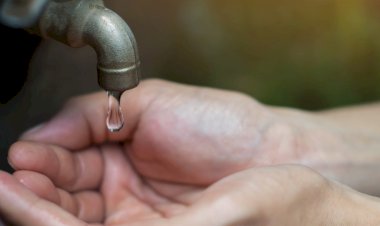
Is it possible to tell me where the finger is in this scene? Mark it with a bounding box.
[13,170,60,204]
[9,141,103,192]
[0,171,86,226]
[13,171,104,223]
[59,190,104,223]
[20,79,168,150]
[100,145,161,224]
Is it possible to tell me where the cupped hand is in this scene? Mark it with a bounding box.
[3,157,379,226]
[11,79,342,185]
[1,159,354,226]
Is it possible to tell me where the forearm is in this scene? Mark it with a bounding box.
[269,104,380,196]
[317,102,380,134]
[316,103,380,196]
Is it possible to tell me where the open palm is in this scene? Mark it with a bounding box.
[9,142,204,225]
[6,141,331,226]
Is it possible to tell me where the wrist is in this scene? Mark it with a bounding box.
[306,112,380,196]
[269,106,380,195]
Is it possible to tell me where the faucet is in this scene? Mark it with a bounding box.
[0,0,140,98]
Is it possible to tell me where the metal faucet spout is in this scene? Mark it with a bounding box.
[31,0,140,92]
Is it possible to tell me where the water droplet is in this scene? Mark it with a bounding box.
[106,91,124,132]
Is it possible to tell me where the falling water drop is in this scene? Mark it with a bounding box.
[106,91,124,132]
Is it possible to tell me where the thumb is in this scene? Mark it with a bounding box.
[19,79,162,150]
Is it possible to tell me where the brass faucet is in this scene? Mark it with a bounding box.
[0,0,140,97]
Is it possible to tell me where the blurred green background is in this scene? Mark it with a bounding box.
[110,0,380,110]
[1,0,380,171]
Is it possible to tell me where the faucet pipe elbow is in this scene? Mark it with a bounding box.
[30,0,140,92]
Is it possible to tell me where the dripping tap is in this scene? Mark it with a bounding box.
[0,0,140,97]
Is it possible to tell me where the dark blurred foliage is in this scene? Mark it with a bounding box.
[0,24,40,171]
[0,24,40,104]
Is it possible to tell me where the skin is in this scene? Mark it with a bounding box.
[1,79,380,225]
